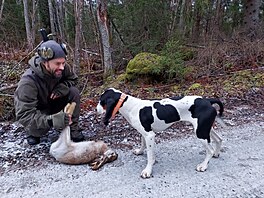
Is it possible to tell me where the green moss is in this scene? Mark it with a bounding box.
[126,52,163,77]
[188,83,202,90]
[252,73,264,87]
[116,73,127,82]
[171,85,181,92]
[223,70,264,93]
[183,83,205,95]
[124,51,190,84]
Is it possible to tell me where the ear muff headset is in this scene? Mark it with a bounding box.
[37,46,54,60]
[37,42,68,61]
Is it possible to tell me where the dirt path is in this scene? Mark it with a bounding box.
[0,120,263,198]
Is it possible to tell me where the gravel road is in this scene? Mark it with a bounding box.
[1,119,264,198]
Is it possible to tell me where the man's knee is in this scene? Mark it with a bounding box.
[69,86,80,102]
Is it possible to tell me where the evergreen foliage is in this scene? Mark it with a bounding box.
[160,40,191,81]
[109,0,171,55]
[38,1,50,32]
[0,0,263,81]
[0,0,25,45]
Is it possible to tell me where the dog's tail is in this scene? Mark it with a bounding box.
[206,98,224,117]
[207,98,226,127]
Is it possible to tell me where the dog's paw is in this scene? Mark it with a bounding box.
[140,169,152,179]
[133,148,144,155]
[196,163,208,172]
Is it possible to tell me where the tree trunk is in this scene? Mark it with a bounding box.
[22,0,33,50]
[215,0,223,32]
[192,1,202,42]
[64,3,70,42]
[243,0,261,40]
[183,0,192,37]
[56,0,65,40]
[89,0,102,58]
[0,0,5,22]
[168,0,180,36]
[73,0,83,76]
[97,0,113,77]
[31,0,37,46]
[204,0,214,38]
[48,0,56,35]
[178,0,185,32]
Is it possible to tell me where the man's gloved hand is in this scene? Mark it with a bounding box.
[48,111,70,130]
[50,83,69,99]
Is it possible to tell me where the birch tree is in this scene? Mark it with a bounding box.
[22,0,34,50]
[97,0,113,76]
[73,0,84,76]
[56,0,65,40]
[168,0,180,36]
[178,0,185,32]
[48,0,56,35]
[0,0,4,22]
[243,0,261,40]
[31,0,37,45]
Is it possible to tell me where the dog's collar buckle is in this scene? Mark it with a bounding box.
[111,93,127,119]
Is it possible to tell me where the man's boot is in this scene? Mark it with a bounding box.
[71,132,85,142]
[26,135,41,145]
[70,122,84,142]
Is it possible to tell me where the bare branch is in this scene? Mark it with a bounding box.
[0,84,17,92]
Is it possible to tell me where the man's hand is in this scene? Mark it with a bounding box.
[49,111,70,130]
[50,83,69,99]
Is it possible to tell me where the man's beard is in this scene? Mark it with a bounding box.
[52,69,63,78]
[46,64,63,78]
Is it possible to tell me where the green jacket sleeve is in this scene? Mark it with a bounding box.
[14,80,50,131]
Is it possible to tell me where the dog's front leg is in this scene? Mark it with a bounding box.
[140,131,155,178]
[133,135,146,155]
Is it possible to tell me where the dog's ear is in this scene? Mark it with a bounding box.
[103,98,116,126]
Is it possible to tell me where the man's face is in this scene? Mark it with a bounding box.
[44,57,66,78]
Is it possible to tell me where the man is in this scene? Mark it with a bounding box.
[14,40,84,145]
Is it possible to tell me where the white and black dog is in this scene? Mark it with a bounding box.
[97,88,224,178]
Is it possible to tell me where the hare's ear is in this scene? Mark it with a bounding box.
[103,98,116,126]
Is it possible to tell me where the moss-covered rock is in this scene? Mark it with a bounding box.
[125,52,163,81]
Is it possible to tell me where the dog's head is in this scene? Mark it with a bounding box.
[97,88,122,126]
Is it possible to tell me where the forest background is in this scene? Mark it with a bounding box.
[0,0,263,121]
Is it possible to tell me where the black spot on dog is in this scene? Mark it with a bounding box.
[139,107,154,132]
[99,89,120,107]
[189,98,217,143]
[99,89,128,126]
[153,102,180,123]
